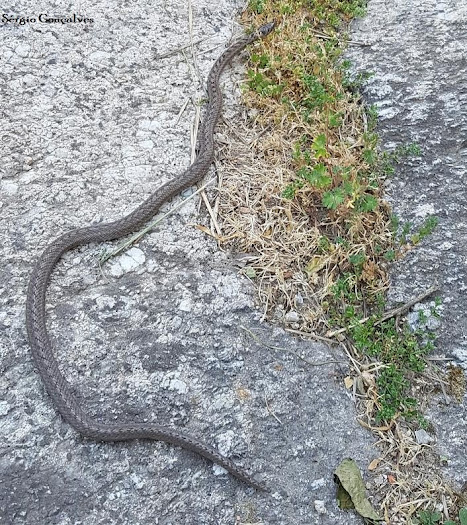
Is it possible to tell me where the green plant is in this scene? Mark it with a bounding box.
[249,0,266,14]
[247,70,284,97]
[350,317,432,422]
[411,216,439,244]
[378,142,422,178]
[414,507,467,525]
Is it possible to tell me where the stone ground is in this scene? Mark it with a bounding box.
[0,1,374,524]
[346,0,467,490]
[1,0,466,524]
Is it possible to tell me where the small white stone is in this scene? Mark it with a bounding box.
[414,203,436,217]
[439,241,453,251]
[216,430,236,455]
[109,248,145,276]
[139,140,154,149]
[285,311,300,323]
[130,473,145,490]
[161,373,188,394]
[95,296,117,310]
[309,477,326,490]
[15,43,30,57]
[125,165,151,182]
[314,500,327,514]
[0,401,10,416]
[139,119,160,131]
[212,464,228,477]
[169,379,187,394]
[1,181,18,195]
[178,298,192,312]
[88,51,111,64]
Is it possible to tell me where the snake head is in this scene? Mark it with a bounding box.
[257,21,275,38]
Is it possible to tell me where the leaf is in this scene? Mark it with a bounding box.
[334,458,382,521]
[298,163,332,188]
[322,187,345,209]
[336,482,354,510]
[305,255,326,275]
[349,252,366,266]
[418,510,442,524]
[358,194,378,212]
[460,508,467,525]
[311,133,329,159]
[243,267,257,279]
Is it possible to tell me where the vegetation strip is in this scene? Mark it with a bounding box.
[213,0,466,522]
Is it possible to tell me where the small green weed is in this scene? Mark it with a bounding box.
[350,317,432,422]
[411,216,439,245]
[414,507,467,525]
[249,0,266,14]
[379,142,422,177]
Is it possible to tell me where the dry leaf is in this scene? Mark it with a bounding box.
[334,458,382,521]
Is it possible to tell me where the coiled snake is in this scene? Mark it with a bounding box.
[26,22,275,490]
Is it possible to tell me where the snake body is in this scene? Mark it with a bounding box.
[25,22,275,490]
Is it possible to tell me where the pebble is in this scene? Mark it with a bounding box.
[109,248,145,277]
[314,500,327,514]
[285,311,300,323]
[415,429,435,445]
[0,401,11,416]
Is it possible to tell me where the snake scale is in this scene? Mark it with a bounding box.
[26,22,275,491]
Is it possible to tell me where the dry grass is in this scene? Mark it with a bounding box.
[214,9,395,335]
[216,115,392,331]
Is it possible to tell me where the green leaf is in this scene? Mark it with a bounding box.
[329,112,342,127]
[299,163,332,188]
[418,510,442,524]
[349,253,365,266]
[322,187,345,209]
[282,184,296,199]
[459,508,467,525]
[311,133,329,159]
[243,267,256,279]
[358,194,378,212]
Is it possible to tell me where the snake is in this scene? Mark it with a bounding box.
[25,21,275,491]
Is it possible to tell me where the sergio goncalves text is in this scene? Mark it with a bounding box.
[2,13,94,25]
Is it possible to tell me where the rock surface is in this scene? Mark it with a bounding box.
[346,0,467,490]
[1,1,376,524]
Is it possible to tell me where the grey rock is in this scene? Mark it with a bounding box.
[415,429,435,445]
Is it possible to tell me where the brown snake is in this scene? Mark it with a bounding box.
[26,22,275,491]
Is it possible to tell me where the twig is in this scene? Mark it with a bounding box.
[175,97,190,126]
[326,285,439,338]
[155,37,209,60]
[264,395,283,425]
[309,28,371,47]
[240,325,346,367]
[285,327,335,344]
[200,191,222,237]
[99,177,217,264]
